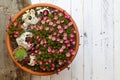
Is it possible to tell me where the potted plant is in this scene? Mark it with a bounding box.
[6,3,79,76]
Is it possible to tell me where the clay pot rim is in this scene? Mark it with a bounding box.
[6,3,80,76]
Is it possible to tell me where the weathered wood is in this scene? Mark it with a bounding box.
[0,0,31,79]
[114,0,120,80]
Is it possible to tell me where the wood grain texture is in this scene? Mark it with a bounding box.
[114,0,120,80]
[0,0,31,80]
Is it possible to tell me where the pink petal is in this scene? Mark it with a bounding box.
[63,36,67,40]
[57,25,62,29]
[57,38,60,42]
[49,22,53,25]
[59,28,64,33]
[56,20,60,24]
[59,49,64,53]
[68,22,73,26]
[63,33,67,37]
[45,27,49,31]
[8,16,12,20]
[38,51,42,55]
[66,52,71,57]
[60,40,63,43]
[62,45,66,49]
[53,32,57,36]
[67,43,70,47]
[70,33,75,38]
[15,30,19,34]
[52,37,56,41]
[48,35,52,39]
[64,25,68,29]
[72,41,76,45]
[73,30,77,34]
[58,13,63,17]
[20,25,24,29]
[54,16,58,20]
[14,21,18,27]
[39,61,43,65]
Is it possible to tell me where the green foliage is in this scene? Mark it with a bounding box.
[14,47,27,61]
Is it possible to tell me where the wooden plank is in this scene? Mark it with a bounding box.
[91,0,114,80]
[114,0,120,80]
[83,0,93,80]
[71,0,84,80]
[0,0,31,80]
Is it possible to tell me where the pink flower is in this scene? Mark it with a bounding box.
[36,35,40,39]
[64,25,68,29]
[48,59,52,63]
[38,17,41,21]
[34,61,38,65]
[39,26,43,30]
[54,9,58,12]
[57,33,60,37]
[44,40,47,44]
[43,16,47,20]
[68,22,73,26]
[72,41,76,45]
[8,16,12,20]
[51,67,54,70]
[70,33,75,38]
[61,20,64,23]
[43,10,49,16]
[53,32,57,36]
[58,13,63,17]
[65,15,71,19]
[54,16,58,20]
[48,35,52,39]
[57,38,60,42]
[40,40,44,45]
[68,60,71,64]
[39,61,43,65]
[51,49,55,53]
[52,63,55,67]
[59,48,64,53]
[31,53,34,56]
[67,43,70,47]
[35,50,38,53]
[50,27,54,31]
[56,20,60,24]
[60,40,63,43]
[46,19,51,23]
[59,60,63,65]
[63,36,67,40]
[52,37,56,41]
[63,33,67,37]
[59,28,64,33]
[20,25,24,29]
[70,48,74,53]
[38,51,42,55]
[73,30,77,34]
[65,40,69,43]
[62,45,66,49]
[53,24,56,27]
[66,52,71,57]
[49,21,53,25]
[71,51,76,55]
[64,60,66,63]
[48,47,51,53]
[42,68,46,71]
[6,24,10,28]
[45,27,49,31]
[45,62,49,65]
[14,21,18,27]
[14,34,18,38]
[15,30,19,34]
[57,69,61,72]
[41,20,45,24]
[57,25,62,29]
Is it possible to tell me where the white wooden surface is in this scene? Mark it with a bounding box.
[31,0,120,80]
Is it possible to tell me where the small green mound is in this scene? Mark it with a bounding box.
[14,47,27,61]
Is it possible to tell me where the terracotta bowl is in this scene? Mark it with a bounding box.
[6,3,79,76]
